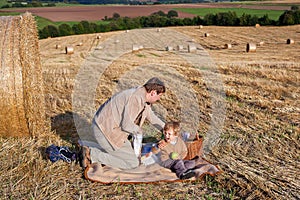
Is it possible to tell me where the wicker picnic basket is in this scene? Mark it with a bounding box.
[184,134,203,160]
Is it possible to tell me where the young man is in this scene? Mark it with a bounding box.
[81,77,166,170]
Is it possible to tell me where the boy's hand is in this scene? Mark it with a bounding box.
[158,139,167,149]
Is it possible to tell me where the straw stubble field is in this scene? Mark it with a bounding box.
[1,25,299,199]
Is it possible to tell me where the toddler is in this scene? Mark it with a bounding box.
[157,121,196,179]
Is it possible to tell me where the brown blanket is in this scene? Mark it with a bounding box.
[84,158,221,184]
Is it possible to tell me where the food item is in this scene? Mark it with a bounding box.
[170,152,179,160]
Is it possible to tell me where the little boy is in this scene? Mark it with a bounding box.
[157,121,196,179]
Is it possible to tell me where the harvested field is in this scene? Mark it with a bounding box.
[0,24,299,199]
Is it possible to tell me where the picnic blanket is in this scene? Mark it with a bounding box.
[84,157,221,184]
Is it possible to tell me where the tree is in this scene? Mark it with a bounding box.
[72,23,85,34]
[214,12,238,26]
[182,18,193,26]
[239,13,252,26]
[279,11,295,25]
[80,21,93,33]
[258,14,272,25]
[47,25,59,38]
[291,5,299,11]
[249,15,259,26]
[167,10,178,18]
[112,13,120,20]
[58,24,73,36]
[39,27,50,39]
[203,13,215,25]
[152,10,166,17]
[293,10,300,24]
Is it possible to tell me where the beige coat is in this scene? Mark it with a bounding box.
[93,86,165,149]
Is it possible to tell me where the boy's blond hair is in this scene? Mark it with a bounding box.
[163,121,180,136]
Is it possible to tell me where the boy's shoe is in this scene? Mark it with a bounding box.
[79,146,91,169]
[180,169,195,180]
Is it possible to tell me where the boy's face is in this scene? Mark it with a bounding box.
[164,128,177,143]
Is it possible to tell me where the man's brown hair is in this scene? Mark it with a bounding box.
[143,77,166,94]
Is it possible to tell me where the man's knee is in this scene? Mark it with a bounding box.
[122,158,139,169]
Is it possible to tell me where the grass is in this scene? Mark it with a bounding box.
[175,7,285,20]
[0,0,8,7]
[33,15,109,30]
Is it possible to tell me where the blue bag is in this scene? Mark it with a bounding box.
[46,144,76,163]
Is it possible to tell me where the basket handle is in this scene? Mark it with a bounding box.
[196,133,200,140]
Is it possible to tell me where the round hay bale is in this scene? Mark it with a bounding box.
[255,24,260,28]
[96,35,101,39]
[125,30,129,33]
[77,42,83,46]
[204,33,210,37]
[287,39,294,44]
[188,44,196,53]
[0,13,47,137]
[258,41,265,46]
[157,28,161,32]
[165,46,173,51]
[55,44,61,49]
[199,25,203,29]
[65,46,74,54]
[224,43,232,49]
[176,45,183,51]
[246,43,256,52]
[132,44,139,52]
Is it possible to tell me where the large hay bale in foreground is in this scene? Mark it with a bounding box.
[0,13,47,137]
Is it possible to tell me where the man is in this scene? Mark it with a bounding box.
[81,77,166,169]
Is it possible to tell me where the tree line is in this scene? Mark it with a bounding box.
[39,7,300,39]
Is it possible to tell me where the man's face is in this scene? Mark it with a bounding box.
[148,90,163,104]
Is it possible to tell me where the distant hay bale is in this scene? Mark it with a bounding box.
[258,41,265,46]
[0,13,47,137]
[77,42,83,46]
[157,28,161,32]
[246,43,256,52]
[204,33,210,37]
[125,30,129,33]
[224,43,232,49]
[165,46,173,51]
[132,44,139,52]
[115,39,120,44]
[96,35,101,39]
[55,44,61,49]
[132,44,144,52]
[188,44,196,53]
[255,24,260,28]
[176,45,183,51]
[287,39,294,44]
[65,46,74,54]
[199,25,203,29]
